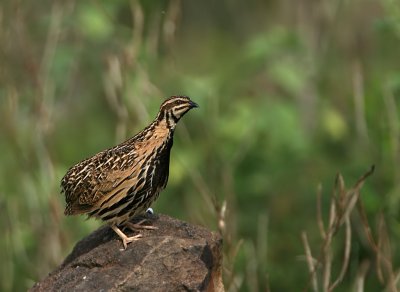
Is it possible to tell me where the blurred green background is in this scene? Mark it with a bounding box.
[1,0,400,291]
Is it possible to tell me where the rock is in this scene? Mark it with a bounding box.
[30,214,224,292]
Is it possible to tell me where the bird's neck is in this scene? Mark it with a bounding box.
[152,118,175,136]
[125,114,175,147]
[137,117,174,143]
[156,110,178,130]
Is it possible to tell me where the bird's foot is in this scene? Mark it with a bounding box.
[124,219,158,231]
[111,225,142,249]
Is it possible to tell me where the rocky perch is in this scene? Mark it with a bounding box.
[31,214,223,292]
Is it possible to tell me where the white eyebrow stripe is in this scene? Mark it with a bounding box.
[161,97,189,107]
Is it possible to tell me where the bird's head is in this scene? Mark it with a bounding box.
[157,95,198,129]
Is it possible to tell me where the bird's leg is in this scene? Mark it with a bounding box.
[111,225,142,249]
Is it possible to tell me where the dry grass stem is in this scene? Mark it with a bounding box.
[352,60,369,141]
[354,260,370,292]
[322,197,335,291]
[378,215,397,292]
[301,231,318,292]
[329,217,351,290]
[302,166,384,291]
[162,0,181,47]
[317,184,326,239]
[224,239,244,292]
[218,200,227,235]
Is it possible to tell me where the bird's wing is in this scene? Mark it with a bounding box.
[91,158,155,211]
[62,146,141,214]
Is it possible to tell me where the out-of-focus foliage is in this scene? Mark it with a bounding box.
[1,0,400,291]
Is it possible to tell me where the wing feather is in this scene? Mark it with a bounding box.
[62,147,139,214]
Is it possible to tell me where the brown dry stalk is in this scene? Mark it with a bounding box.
[329,216,351,291]
[301,231,318,292]
[302,166,376,291]
[317,183,326,239]
[354,260,371,292]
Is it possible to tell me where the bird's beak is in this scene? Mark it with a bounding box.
[189,100,199,109]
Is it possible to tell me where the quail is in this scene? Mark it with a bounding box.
[61,95,198,248]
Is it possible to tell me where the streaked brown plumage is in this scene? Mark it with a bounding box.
[61,95,198,248]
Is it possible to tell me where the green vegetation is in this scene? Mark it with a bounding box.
[1,1,400,291]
